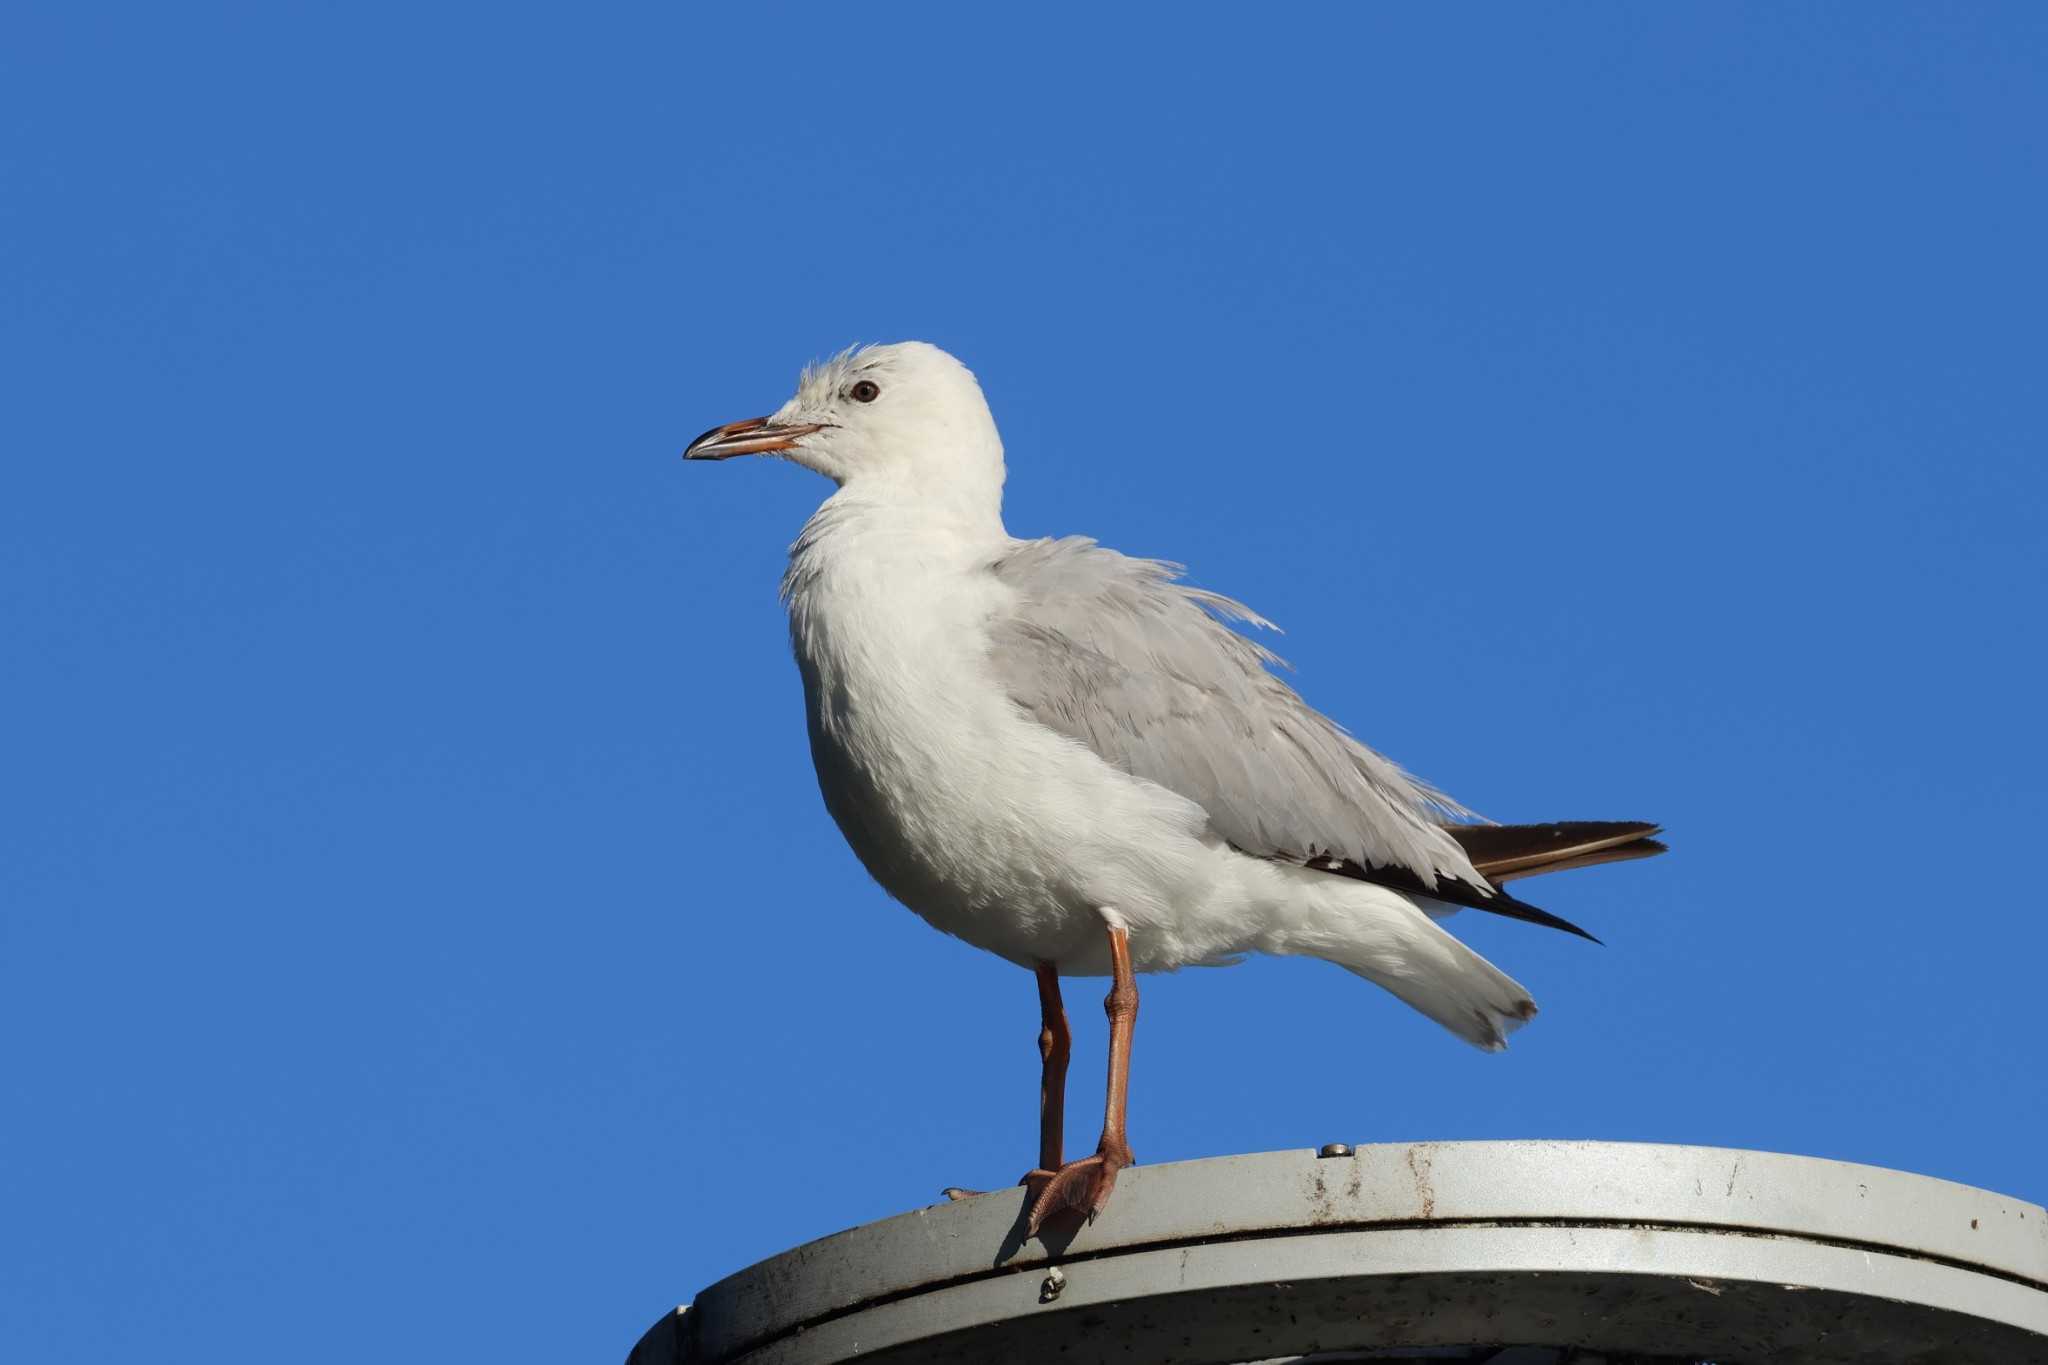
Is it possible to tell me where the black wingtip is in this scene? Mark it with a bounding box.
[1481,886,1604,945]
[1302,853,1610,943]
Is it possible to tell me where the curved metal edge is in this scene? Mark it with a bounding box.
[625,1306,691,1365]
[733,1224,2048,1365]
[687,1142,2048,1360]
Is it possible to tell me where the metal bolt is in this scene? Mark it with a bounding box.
[1318,1142,1355,1158]
[1039,1266,1066,1302]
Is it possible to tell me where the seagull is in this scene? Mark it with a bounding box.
[685,342,1664,1233]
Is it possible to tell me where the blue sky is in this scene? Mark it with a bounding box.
[4,4,2044,1360]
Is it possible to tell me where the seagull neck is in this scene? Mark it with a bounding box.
[820,478,1008,548]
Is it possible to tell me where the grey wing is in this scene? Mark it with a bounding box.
[987,536,1487,891]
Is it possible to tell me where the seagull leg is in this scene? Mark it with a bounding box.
[1026,924,1137,1234]
[1020,960,1072,1200]
[942,960,1071,1204]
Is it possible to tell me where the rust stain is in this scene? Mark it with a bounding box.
[1405,1143,1437,1219]
[1308,1165,1334,1225]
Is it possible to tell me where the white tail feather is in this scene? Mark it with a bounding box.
[1260,870,1538,1051]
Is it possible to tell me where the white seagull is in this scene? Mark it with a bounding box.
[685,342,1664,1233]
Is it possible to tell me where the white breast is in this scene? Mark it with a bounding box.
[781,497,1218,970]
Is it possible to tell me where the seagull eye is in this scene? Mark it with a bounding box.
[849,380,880,403]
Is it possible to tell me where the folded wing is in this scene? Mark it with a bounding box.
[985,538,1666,942]
[986,537,1487,893]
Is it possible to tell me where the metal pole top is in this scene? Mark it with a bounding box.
[642,1141,2048,1364]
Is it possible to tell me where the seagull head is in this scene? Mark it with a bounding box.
[685,342,1005,507]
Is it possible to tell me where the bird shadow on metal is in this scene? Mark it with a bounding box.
[988,1193,1088,1268]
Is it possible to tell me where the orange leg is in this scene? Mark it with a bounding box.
[1029,961,1072,1179]
[944,960,1072,1204]
[1026,924,1137,1234]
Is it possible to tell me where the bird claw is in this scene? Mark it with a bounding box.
[1024,1144,1132,1235]
[941,1169,1057,1203]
